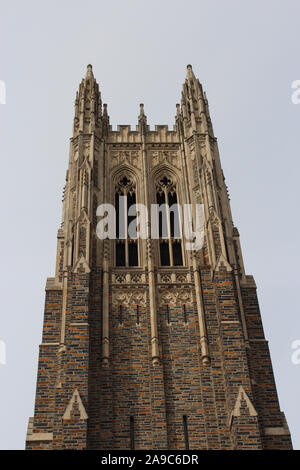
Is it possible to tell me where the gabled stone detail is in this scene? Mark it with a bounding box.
[73,253,91,273]
[215,253,232,272]
[231,386,257,421]
[77,208,90,225]
[62,389,88,421]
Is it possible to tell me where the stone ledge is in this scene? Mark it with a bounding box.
[45,277,62,291]
[240,275,257,289]
[26,417,53,442]
[264,427,290,436]
[26,433,53,442]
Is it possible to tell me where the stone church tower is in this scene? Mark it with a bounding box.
[26,65,292,450]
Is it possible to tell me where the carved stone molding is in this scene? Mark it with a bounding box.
[158,272,191,284]
[112,272,145,284]
[176,274,187,283]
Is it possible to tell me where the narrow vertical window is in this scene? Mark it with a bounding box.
[115,176,138,267]
[187,101,191,118]
[130,416,135,450]
[156,176,183,267]
[119,305,123,325]
[166,304,170,324]
[136,305,140,325]
[183,415,189,450]
[183,304,187,324]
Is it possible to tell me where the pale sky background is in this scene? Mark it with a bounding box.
[0,0,299,450]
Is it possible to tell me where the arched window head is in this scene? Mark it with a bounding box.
[115,176,136,196]
[115,174,138,267]
[155,174,183,267]
[156,176,176,196]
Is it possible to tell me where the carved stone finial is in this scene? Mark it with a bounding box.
[139,103,145,116]
[186,64,195,80]
[85,64,94,80]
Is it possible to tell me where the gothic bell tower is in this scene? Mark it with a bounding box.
[26,65,292,450]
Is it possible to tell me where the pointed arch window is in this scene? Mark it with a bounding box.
[156,176,183,267]
[115,176,139,267]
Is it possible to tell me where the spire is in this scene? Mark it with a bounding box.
[103,103,109,122]
[102,103,109,138]
[181,64,213,135]
[72,64,102,137]
[175,103,183,136]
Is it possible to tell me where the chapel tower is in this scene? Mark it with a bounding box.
[26,65,292,450]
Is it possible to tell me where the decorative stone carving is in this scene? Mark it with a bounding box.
[160,274,172,283]
[159,287,192,306]
[150,150,180,169]
[195,187,202,201]
[112,290,146,306]
[115,274,126,284]
[156,176,176,195]
[115,175,136,195]
[131,274,142,283]
[110,150,140,170]
[112,272,144,284]
[176,274,187,283]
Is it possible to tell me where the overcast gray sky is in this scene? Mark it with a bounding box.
[0,0,299,450]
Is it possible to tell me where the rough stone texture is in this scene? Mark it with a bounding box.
[26,65,292,450]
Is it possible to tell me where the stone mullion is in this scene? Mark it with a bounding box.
[124,192,129,267]
[164,188,174,267]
